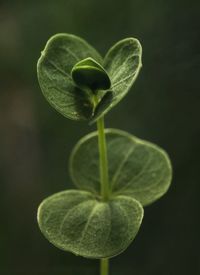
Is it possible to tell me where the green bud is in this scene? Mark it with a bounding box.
[71,57,111,92]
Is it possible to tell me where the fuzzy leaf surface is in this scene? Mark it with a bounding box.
[91,38,142,121]
[37,33,102,120]
[37,190,143,259]
[69,129,172,206]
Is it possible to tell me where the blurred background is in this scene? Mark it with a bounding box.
[0,0,200,274]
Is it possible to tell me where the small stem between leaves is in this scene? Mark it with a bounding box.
[100,258,109,275]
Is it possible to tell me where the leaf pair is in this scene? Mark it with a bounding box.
[37,129,172,259]
[37,33,142,122]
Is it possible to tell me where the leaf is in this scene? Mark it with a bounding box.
[72,57,111,91]
[69,129,172,206]
[37,34,142,122]
[90,91,113,124]
[37,189,143,259]
[37,33,103,120]
[91,38,142,122]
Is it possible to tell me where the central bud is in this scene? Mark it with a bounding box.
[71,57,111,92]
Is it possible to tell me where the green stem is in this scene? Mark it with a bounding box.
[95,98,110,275]
[97,116,109,200]
[100,258,109,275]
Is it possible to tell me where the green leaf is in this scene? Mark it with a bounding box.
[37,34,142,122]
[37,33,102,120]
[72,57,111,91]
[37,189,143,259]
[69,129,172,206]
[92,38,142,121]
[91,91,113,124]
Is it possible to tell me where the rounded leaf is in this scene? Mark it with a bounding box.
[69,129,172,206]
[72,57,111,91]
[92,38,142,121]
[37,190,143,259]
[37,33,103,120]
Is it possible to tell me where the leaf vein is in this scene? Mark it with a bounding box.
[59,200,94,236]
[59,46,80,62]
[79,203,99,244]
[111,73,136,90]
[110,145,137,189]
[117,149,152,193]
[47,58,73,80]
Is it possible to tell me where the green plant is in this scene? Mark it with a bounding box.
[37,33,172,275]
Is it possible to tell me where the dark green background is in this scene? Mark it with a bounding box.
[0,0,200,274]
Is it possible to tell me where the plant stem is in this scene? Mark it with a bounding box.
[97,116,109,200]
[100,258,109,275]
[96,104,110,274]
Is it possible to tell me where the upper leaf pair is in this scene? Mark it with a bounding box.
[37,33,142,122]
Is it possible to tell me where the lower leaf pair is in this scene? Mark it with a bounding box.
[37,129,172,259]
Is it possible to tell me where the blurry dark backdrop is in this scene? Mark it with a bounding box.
[0,0,200,274]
